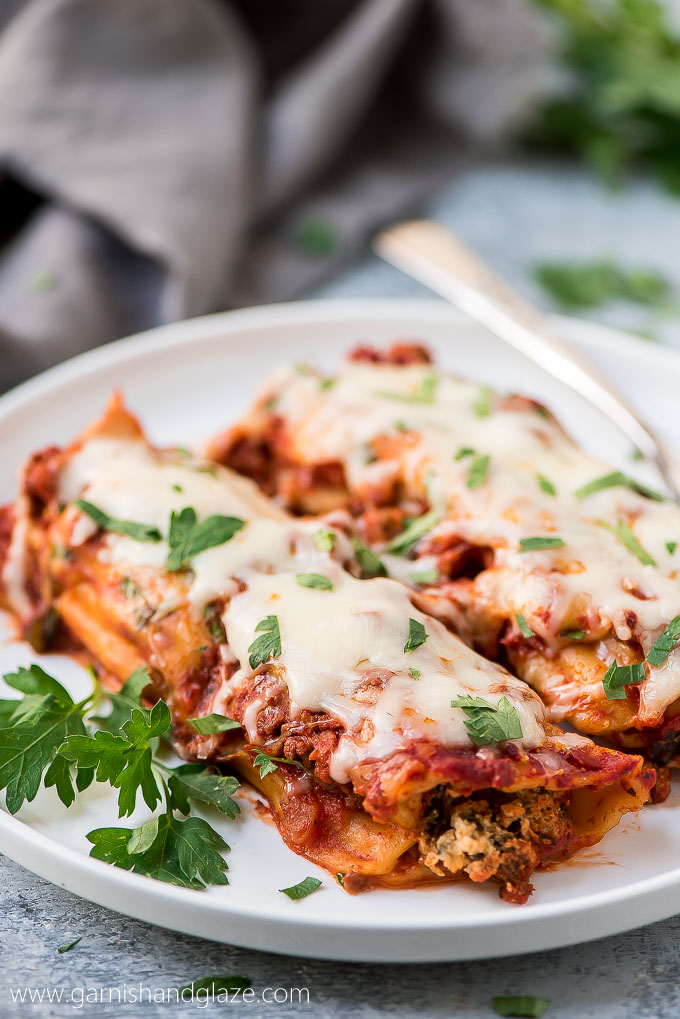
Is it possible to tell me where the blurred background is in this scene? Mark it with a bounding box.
[1,0,679,390]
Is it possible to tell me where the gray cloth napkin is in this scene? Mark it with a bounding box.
[0,0,554,389]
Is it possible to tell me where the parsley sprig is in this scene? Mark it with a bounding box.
[74,500,161,544]
[451,695,523,746]
[166,507,244,571]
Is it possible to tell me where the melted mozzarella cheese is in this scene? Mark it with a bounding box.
[263,362,680,723]
[56,434,549,773]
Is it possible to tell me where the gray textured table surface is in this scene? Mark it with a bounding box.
[3,160,680,1018]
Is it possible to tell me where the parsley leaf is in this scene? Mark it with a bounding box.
[87,807,229,890]
[492,995,550,1018]
[404,618,428,654]
[536,474,557,496]
[647,616,680,668]
[90,666,152,738]
[74,499,161,544]
[516,613,535,638]
[602,660,647,700]
[385,510,440,556]
[467,454,491,490]
[295,573,333,591]
[60,700,171,817]
[598,519,657,566]
[574,471,663,502]
[0,666,89,813]
[166,507,244,571]
[280,876,322,900]
[292,218,339,256]
[451,695,523,746]
[351,538,387,578]
[312,528,335,552]
[519,536,565,552]
[666,541,677,555]
[166,763,241,819]
[455,446,476,461]
[56,937,81,954]
[535,259,672,311]
[560,629,586,640]
[252,750,304,780]
[409,668,420,680]
[187,714,241,735]
[247,616,282,670]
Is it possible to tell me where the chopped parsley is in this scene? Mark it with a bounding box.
[187,714,241,735]
[473,385,494,417]
[57,937,81,954]
[74,500,162,544]
[536,474,556,496]
[519,536,565,552]
[646,616,680,668]
[296,573,333,591]
[252,750,304,779]
[166,507,245,571]
[454,446,476,461]
[535,259,672,311]
[602,660,646,700]
[598,519,657,567]
[247,616,281,670]
[319,377,335,391]
[409,668,421,680]
[574,471,663,502]
[279,876,323,900]
[351,538,386,578]
[385,509,439,556]
[666,541,677,555]
[313,528,336,552]
[492,995,550,1018]
[409,568,439,586]
[292,218,339,256]
[171,483,183,493]
[466,454,491,490]
[374,375,438,405]
[516,613,535,638]
[451,695,523,746]
[404,618,428,654]
[560,629,586,640]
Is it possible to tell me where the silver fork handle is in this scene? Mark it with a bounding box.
[374,220,680,502]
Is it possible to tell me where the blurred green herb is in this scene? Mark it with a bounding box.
[534,259,672,310]
[526,0,680,193]
[292,218,339,257]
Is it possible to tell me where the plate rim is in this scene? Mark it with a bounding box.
[2,297,680,961]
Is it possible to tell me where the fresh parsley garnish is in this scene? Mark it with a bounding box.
[385,510,439,556]
[247,616,282,670]
[313,528,336,552]
[466,454,490,490]
[165,763,241,819]
[404,618,428,654]
[536,474,556,496]
[646,616,680,668]
[166,507,244,571]
[598,519,657,567]
[187,714,241,735]
[454,446,476,461]
[319,377,335,391]
[666,541,677,555]
[351,538,387,578]
[280,876,322,900]
[560,629,586,641]
[473,385,493,417]
[0,665,91,813]
[409,668,420,680]
[90,666,154,742]
[451,695,523,746]
[535,260,672,311]
[409,568,439,585]
[519,536,565,552]
[602,660,646,700]
[516,614,535,638]
[295,573,333,591]
[74,500,162,544]
[492,995,550,1018]
[374,375,438,404]
[574,471,663,502]
[57,937,81,954]
[252,750,304,780]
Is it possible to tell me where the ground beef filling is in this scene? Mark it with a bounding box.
[419,787,572,904]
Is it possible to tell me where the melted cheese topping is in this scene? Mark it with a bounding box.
[263,361,680,723]
[56,435,549,778]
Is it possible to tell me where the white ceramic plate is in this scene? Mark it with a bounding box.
[1,299,680,964]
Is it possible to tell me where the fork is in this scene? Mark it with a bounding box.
[373,219,680,502]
